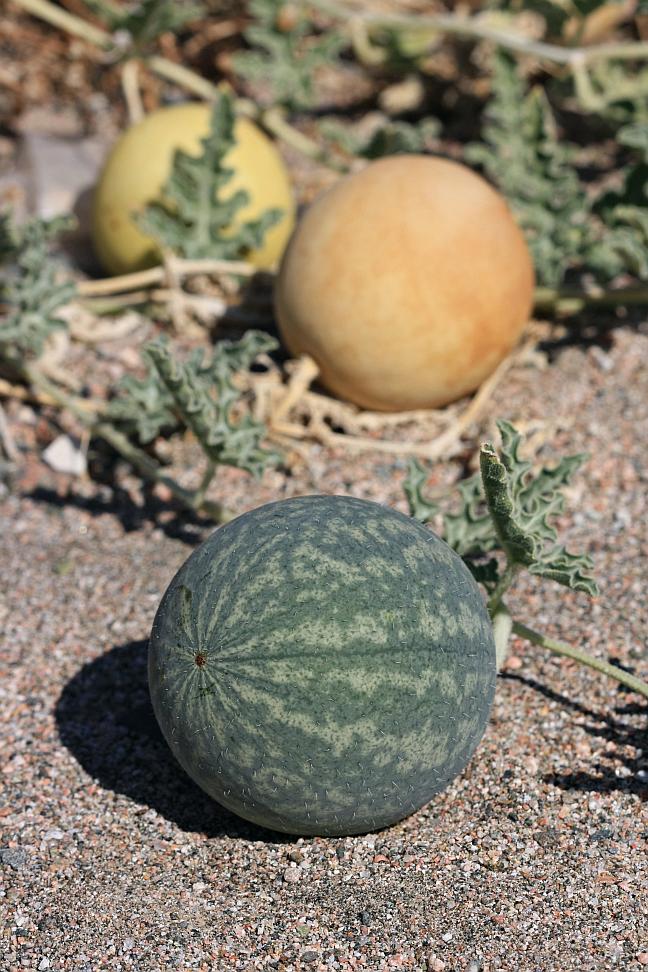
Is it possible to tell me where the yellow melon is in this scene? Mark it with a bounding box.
[92,103,295,275]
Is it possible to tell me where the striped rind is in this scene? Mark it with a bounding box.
[148,495,496,836]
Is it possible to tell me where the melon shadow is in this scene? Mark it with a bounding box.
[55,639,292,842]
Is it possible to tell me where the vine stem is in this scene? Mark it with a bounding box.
[12,0,110,47]
[512,620,648,699]
[10,0,343,170]
[310,0,648,67]
[18,361,234,524]
[487,563,519,618]
[120,57,144,125]
[16,0,648,68]
[534,285,648,315]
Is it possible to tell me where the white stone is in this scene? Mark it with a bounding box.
[42,435,87,477]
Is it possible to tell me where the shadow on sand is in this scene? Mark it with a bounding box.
[501,671,647,799]
[55,639,292,842]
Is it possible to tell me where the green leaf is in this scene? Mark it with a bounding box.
[479,420,598,596]
[588,123,648,281]
[468,56,648,286]
[106,363,178,444]
[320,117,440,160]
[0,213,76,360]
[466,51,594,288]
[618,122,648,160]
[142,330,281,477]
[405,458,497,558]
[233,0,346,111]
[83,0,203,50]
[405,421,598,598]
[403,458,439,524]
[404,458,500,588]
[137,93,283,261]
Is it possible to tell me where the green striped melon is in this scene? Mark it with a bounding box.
[148,495,496,836]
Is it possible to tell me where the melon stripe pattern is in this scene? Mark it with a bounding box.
[148,495,496,836]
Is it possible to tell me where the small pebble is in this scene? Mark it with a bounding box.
[0,848,27,870]
[43,828,64,841]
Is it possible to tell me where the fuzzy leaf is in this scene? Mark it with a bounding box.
[466,52,594,288]
[404,459,500,588]
[405,458,497,557]
[0,213,76,360]
[233,0,346,111]
[143,331,280,477]
[468,55,648,286]
[480,420,598,596]
[405,421,597,597]
[320,117,440,160]
[84,0,202,48]
[403,458,439,524]
[106,364,178,444]
[137,93,283,261]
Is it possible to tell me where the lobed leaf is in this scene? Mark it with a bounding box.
[480,420,598,596]
[405,421,598,598]
[106,364,178,444]
[0,213,76,360]
[83,0,203,49]
[142,331,281,477]
[137,93,283,261]
[233,0,346,111]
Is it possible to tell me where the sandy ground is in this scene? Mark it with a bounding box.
[1,325,648,971]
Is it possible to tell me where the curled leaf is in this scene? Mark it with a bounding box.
[480,420,598,597]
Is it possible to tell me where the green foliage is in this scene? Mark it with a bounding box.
[83,0,203,50]
[0,213,76,360]
[588,122,648,279]
[320,117,440,159]
[405,420,598,598]
[467,53,648,286]
[405,460,499,587]
[403,458,440,525]
[233,0,346,111]
[137,93,283,260]
[466,52,593,288]
[140,331,281,477]
[480,421,598,596]
[106,361,177,444]
[0,211,15,262]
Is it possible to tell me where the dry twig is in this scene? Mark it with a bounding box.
[0,402,20,463]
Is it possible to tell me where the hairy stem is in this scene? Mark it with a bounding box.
[492,603,513,672]
[487,562,519,617]
[146,55,221,100]
[258,106,349,172]
[193,460,217,508]
[512,620,648,699]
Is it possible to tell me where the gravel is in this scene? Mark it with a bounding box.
[1,326,648,970]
